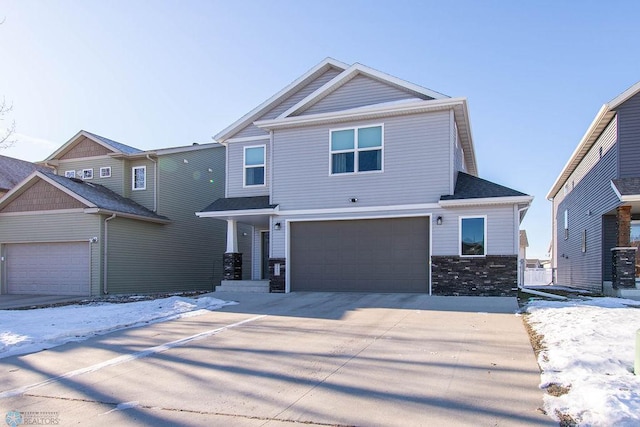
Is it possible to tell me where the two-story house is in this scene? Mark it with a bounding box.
[0,130,226,296]
[548,80,640,299]
[198,58,532,295]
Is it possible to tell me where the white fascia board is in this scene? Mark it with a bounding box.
[153,142,222,156]
[225,135,271,144]
[278,63,449,119]
[44,129,89,161]
[276,202,440,217]
[256,97,467,130]
[546,105,615,200]
[196,207,279,218]
[213,58,350,143]
[0,171,96,210]
[608,80,640,110]
[454,101,477,176]
[611,180,623,200]
[438,195,533,208]
[610,180,640,202]
[83,208,171,224]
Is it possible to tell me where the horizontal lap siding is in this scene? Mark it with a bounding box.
[56,157,125,194]
[618,92,640,178]
[0,213,102,295]
[127,158,156,211]
[231,68,342,140]
[272,111,451,210]
[555,145,619,291]
[106,148,226,294]
[300,75,421,116]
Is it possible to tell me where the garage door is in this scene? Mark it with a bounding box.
[7,242,91,296]
[290,217,429,292]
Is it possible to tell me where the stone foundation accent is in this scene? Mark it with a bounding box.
[269,258,286,293]
[612,247,636,289]
[223,252,242,280]
[431,255,518,296]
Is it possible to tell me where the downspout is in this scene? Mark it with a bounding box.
[516,205,530,286]
[146,155,158,212]
[103,213,116,294]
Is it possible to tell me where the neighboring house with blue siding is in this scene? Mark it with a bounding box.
[0,130,226,296]
[198,58,532,295]
[548,81,640,299]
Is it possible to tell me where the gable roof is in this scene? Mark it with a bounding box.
[278,62,448,118]
[0,155,49,192]
[547,79,640,199]
[439,172,531,206]
[45,130,142,161]
[611,178,640,202]
[0,170,169,223]
[214,58,350,142]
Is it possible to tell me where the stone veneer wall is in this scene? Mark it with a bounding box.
[223,253,242,280]
[611,247,636,289]
[269,258,286,293]
[431,255,518,296]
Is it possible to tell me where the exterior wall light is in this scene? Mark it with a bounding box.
[274,222,281,230]
[436,216,443,225]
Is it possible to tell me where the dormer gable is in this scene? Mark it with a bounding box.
[45,130,142,162]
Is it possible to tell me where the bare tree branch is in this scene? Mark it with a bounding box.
[0,97,17,149]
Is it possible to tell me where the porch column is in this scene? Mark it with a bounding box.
[612,206,636,289]
[223,219,242,280]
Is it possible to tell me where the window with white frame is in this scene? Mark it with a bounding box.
[460,216,486,256]
[244,145,265,186]
[330,125,383,174]
[65,170,76,178]
[564,209,569,240]
[82,168,93,180]
[100,167,111,178]
[132,166,146,190]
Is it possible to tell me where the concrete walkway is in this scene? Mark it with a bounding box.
[0,294,84,310]
[0,292,553,426]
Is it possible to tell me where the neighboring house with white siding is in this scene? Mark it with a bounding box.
[198,58,532,295]
[0,130,226,296]
[548,80,640,299]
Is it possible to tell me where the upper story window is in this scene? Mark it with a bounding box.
[244,145,265,187]
[460,216,486,257]
[132,166,146,190]
[100,167,111,178]
[82,169,93,180]
[564,209,569,240]
[65,170,76,178]
[330,125,383,175]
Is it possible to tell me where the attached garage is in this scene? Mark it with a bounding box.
[6,242,91,296]
[290,217,430,292]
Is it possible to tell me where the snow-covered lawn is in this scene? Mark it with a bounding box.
[0,296,234,359]
[526,297,640,426]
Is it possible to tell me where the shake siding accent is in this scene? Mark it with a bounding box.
[1,180,85,212]
[226,141,270,198]
[231,68,342,140]
[107,147,226,294]
[128,159,155,211]
[299,75,421,116]
[60,136,112,160]
[0,213,102,295]
[272,111,451,210]
[617,93,640,178]
[555,147,618,291]
[55,157,125,194]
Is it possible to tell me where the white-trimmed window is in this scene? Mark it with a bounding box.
[100,167,112,178]
[65,170,76,178]
[564,209,569,240]
[82,168,93,180]
[330,125,383,174]
[460,216,486,257]
[244,145,265,187]
[132,166,146,190]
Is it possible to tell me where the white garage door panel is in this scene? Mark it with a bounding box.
[7,242,91,296]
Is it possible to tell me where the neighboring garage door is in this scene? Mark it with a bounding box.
[6,242,91,296]
[290,217,429,292]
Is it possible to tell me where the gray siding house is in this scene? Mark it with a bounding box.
[198,58,532,295]
[0,130,226,296]
[548,81,640,299]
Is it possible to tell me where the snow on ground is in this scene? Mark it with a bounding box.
[0,296,235,359]
[526,297,640,426]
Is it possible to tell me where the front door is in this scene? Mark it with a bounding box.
[261,231,270,280]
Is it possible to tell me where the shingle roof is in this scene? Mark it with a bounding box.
[440,172,528,200]
[42,171,169,221]
[612,178,640,196]
[0,155,49,191]
[83,131,142,155]
[200,196,277,213]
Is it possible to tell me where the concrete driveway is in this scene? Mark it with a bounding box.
[0,292,553,426]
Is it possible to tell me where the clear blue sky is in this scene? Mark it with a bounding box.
[2,0,640,259]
